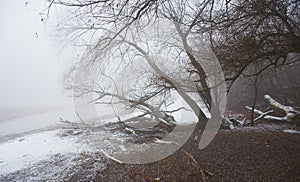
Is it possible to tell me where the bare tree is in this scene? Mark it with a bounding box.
[48,0,299,129]
[51,0,226,131]
[212,0,300,91]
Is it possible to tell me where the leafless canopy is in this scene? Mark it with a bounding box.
[48,0,299,124]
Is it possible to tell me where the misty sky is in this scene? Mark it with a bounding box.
[0,0,73,108]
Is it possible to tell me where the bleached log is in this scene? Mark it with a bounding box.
[245,106,287,121]
[154,138,179,145]
[246,95,300,124]
[124,127,137,136]
[264,95,299,122]
[264,95,297,114]
[245,106,279,121]
[252,110,274,122]
[100,149,123,164]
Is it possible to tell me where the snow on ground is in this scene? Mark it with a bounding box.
[283,129,300,134]
[0,130,90,175]
[0,99,211,178]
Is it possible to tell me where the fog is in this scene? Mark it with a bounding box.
[0,0,72,108]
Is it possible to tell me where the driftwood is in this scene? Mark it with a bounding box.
[100,149,124,164]
[153,138,179,145]
[246,95,300,126]
[104,118,175,144]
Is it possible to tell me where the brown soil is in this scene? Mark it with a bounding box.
[91,124,300,181]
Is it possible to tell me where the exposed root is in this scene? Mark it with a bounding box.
[181,149,213,180]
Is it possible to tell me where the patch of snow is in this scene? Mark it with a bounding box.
[283,129,300,134]
[0,130,90,175]
[1,152,107,181]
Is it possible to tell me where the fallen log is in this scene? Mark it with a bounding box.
[246,95,300,126]
[100,149,124,164]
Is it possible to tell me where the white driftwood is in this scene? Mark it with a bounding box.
[264,95,299,122]
[246,95,300,123]
[100,149,123,164]
[154,138,179,145]
[235,118,246,125]
[264,95,297,114]
[124,127,137,136]
[245,106,281,121]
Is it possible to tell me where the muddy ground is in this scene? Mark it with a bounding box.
[93,124,300,181]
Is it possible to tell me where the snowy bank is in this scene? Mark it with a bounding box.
[0,130,90,175]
